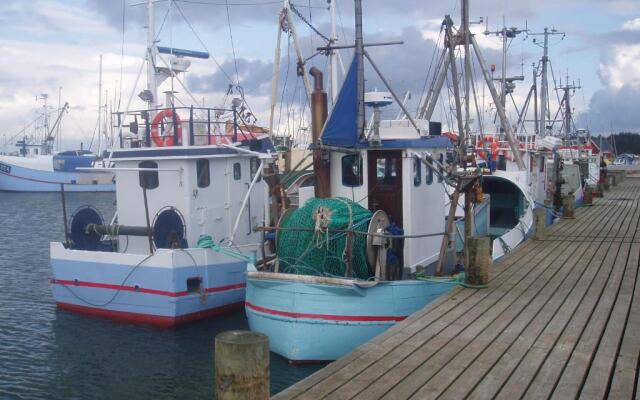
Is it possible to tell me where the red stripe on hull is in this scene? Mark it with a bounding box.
[51,279,245,298]
[56,301,244,327]
[245,301,406,322]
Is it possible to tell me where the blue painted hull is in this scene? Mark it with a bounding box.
[245,274,453,362]
[50,250,246,326]
[0,163,113,192]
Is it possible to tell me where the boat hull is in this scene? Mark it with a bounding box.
[50,243,246,327]
[0,162,113,192]
[245,273,453,362]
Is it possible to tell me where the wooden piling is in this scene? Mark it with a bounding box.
[611,174,618,187]
[596,181,604,197]
[465,236,490,286]
[583,186,593,206]
[604,176,611,191]
[562,195,575,219]
[533,207,547,240]
[215,330,269,400]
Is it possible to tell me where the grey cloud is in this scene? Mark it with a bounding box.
[187,58,274,94]
[577,83,640,133]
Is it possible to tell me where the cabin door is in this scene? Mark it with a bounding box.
[367,150,403,227]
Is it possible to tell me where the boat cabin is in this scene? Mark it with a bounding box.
[76,106,272,257]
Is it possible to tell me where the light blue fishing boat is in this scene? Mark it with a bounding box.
[245,11,464,361]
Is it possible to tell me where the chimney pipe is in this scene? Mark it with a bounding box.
[309,67,331,198]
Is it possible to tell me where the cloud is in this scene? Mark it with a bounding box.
[578,83,640,132]
[188,58,274,95]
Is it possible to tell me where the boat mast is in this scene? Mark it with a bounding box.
[329,0,339,105]
[146,0,158,113]
[540,28,549,136]
[98,54,103,155]
[355,0,365,139]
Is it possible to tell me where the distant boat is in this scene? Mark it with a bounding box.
[0,148,114,192]
[1,99,114,192]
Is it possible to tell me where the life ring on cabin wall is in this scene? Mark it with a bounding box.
[151,109,182,147]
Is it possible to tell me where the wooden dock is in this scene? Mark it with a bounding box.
[275,178,640,399]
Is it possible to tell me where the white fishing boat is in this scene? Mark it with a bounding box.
[49,0,273,326]
[0,100,114,192]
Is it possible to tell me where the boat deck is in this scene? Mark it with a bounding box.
[275,178,640,399]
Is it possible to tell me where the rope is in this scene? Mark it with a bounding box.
[290,2,330,43]
[197,234,255,264]
[415,272,487,289]
[224,0,241,86]
[58,253,155,307]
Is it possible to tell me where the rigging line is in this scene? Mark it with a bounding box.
[177,0,285,5]
[224,0,241,86]
[277,34,292,133]
[173,0,235,85]
[416,29,444,116]
[289,2,330,43]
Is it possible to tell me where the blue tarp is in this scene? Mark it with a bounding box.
[321,56,359,147]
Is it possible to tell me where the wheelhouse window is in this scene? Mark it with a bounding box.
[376,157,399,185]
[342,154,363,187]
[250,157,262,182]
[139,161,159,189]
[233,162,241,180]
[196,159,210,188]
[438,153,444,183]
[413,156,421,186]
[425,162,434,185]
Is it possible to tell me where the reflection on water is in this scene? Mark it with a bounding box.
[0,192,320,399]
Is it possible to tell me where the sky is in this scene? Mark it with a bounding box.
[0,0,639,152]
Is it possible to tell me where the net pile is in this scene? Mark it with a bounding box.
[277,197,373,279]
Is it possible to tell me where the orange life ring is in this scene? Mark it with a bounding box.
[151,109,182,147]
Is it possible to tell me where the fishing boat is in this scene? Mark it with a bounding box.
[0,100,114,192]
[49,0,273,326]
[245,0,493,361]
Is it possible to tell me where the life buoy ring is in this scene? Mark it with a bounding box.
[151,109,182,147]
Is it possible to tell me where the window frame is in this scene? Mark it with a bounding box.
[233,162,241,180]
[341,154,363,187]
[139,160,159,189]
[196,159,210,188]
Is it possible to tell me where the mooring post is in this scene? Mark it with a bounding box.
[583,185,593,206]
[562,195,575,219]
[533,207,547,240]
[465,236,490,287]
[604,176,611,191]
[596,181,604,197]
[611,173,618,187]
[215,330,269,400]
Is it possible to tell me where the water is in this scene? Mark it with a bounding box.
[0,192,321,399]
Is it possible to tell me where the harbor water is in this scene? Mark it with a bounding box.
[0,192,320,399]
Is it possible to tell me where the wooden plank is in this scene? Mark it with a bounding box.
[349,240,576,400]
[410,241,593,399]
[609,245,640,398]
[517,241,629,400]
[550,210,638,398]
[471,241,617,399]
[580,242,640,398]
[480,190,636,399]
[438,240,606,399]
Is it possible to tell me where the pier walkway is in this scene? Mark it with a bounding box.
[275,178,640,399]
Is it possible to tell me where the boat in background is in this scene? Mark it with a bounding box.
[0,99,114,192]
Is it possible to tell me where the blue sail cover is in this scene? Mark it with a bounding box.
[321,56,359,147]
